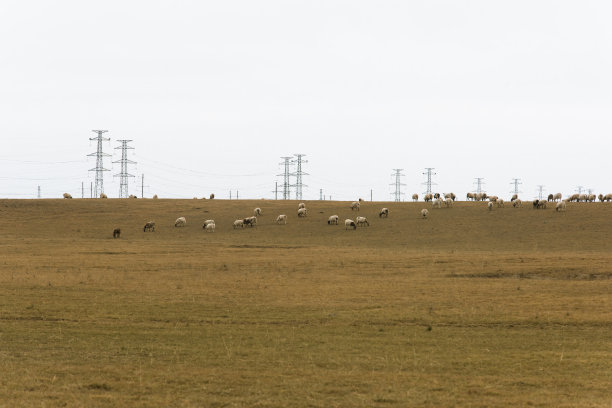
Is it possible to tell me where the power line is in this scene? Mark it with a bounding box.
[390,169,406,202]
[422,168,436,195]
[278,157,292,200]
[113,139,136,198]
[87,130,110,197]
[291,154,308,200]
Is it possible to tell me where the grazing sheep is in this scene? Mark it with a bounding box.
[556,201,567,212]
[143,221,156,232]
[488,195,498,203]
[424,193,433,202]
[233,219,244,229]
[511,194,518,202]
[276,214,287,224]
[297,208,307,218]
[412,193,419,202]
[175,217,187,227]
[328,215,339,225]
[444,198,453,208]
[243,216,257,227]
[568,193,579,202]
[63,193,72,199]
[421,209,429,218]
[588,194,596,202]
[467,192,475,201]
[355,216,370,227]
[605,194,612,202]
[379,208,389,218]
[202,219,215,229]
[350,201,360,211]
[497,199,505,208]
[359,198,364,202]
[533,199,547,209]
[553,193,562,201]
[432,198,443,209]
[254,207,262,216]
[298,203,306,210]
[598,194,604,202]
[434,193,441,199]
[113,228,121,238]
[204,222,216,232]
[488,202,493,211]
[345,219,357,230]
[129,195,137,199]
[512,199,523,208]
[547,194,554,202]
[152,194,158,199]
[209,193,215,199]
[100,193,108,199]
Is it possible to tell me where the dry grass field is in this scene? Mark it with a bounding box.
[0,198,611,407]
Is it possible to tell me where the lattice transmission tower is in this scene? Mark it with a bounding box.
[510,178,522,195]
[291,154,308,200]
[88,130,111,197]
[113,140,136,198]
[537,185,545,200]
[474,177,485,194]
[422,168,436,195]
[278,157,292,200]
[390,169,406,202]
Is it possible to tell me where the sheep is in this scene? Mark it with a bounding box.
[488,201,493,211]
[355,216,370,227]
[444,198,453,208]
[328,215,339,225]
[578,194,587,202]
[152,194,159,199]
[568,194,579,202]
[276,214,287,224]
[532,199,547,209]
[512,199,523,208]
[233,219,244,229]
[209,193,215,199]
[175,217,187,227]
[488,195,498,203]
[129,195,137,199]
[63,193,72,199]
[497,199,505,208]
[556,201,567,212]
[424,193,433,202]
[466,192,475,201]
[412,193,419,202]
[547,194,554,202]
[254,207,262,217]
[379,208,389,218]
[202,219,215,229]
[100,193,108,199]
[598,194,604,202]
[432,198,443,209]
[359,198,364,202]
[297,208,307,218]
[243,216,257,227]
[143,221,156,232]
[553,193,562,201]
[204,222,216,232]
[588,194,596,202]
[350,201,360,211]
[605,194,612,202]
[511,194,518,202]
[113,228,121,238]
[298,203,306,210]
[434,193,441,199]
[345,219,357,230]
[421,209,429,218]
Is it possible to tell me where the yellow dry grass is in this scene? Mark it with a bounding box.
[0,198,611,407]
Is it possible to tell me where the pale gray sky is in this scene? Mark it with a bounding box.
[1,1,611,200]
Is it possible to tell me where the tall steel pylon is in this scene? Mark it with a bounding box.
[422,168,436,195]
[537,185,545,200]
[113,140,136,198]
[390,169,406,202]
[510,178,522,195]
[278,157,292,200]
[474,177,485,194]
[88,130,111,197]
[291,154,308,200]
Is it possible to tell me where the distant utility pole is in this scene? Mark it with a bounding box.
[291,154,308,200]
[37,185,41,199]
[370,189,373,202]
[390,169,406,202]
[278,157,292,200]
[81,182,84,199]
[510,178,522,196]
[422,168,436,195]
[474,177,485,194]
[113,139,136,198]
[90,182,93,198]
[88,130,110,198]
[320,188,323,200]
[140,174,149,198]
[537,185,545,200]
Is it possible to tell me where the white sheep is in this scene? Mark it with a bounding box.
[487,202,493,211]
[63,193,72,199]
[553,193,562,201]
[298,203,306,210]
[497,199,504,208]
[488,195,498,203]
[345,219,357,230]
[512,199,523,208]
[467,192,475,201]
[204,222,216,232]
[175,217,187,227]
[350,201,360,211]
[355,216,369,227]
[152,194,159,199]
[328,215,339,225]
[254,207,262,216]
[100,193,107,199]
[555,201,567,212]
[424,193,433,202]
[511,194,518,202]
[379,208,389,218]
[432,198,443,209]
[202,219,215,229]
[444,198,453,208]
[412,193,419,202]
[276,214,287,224]
[243,216,257,227]
[421,209,429,218]
[233,219,244,229]
[297,208,307,217]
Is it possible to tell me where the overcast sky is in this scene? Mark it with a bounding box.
[1,1,611,200]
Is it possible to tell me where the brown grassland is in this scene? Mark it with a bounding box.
[0,198,611,407]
